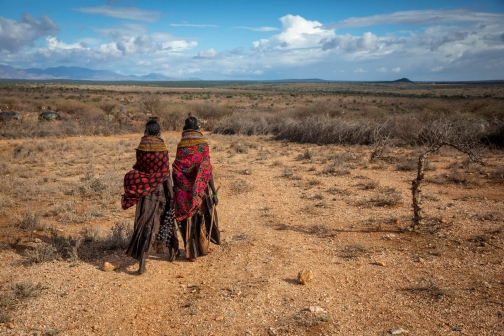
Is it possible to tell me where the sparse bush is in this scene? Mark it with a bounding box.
[24,243,58,263]
[16,209,42,231]
[231,179,252,194]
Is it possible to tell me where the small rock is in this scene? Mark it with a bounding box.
[7,323,14,329]
[418,257,425,263]
[215,316,224,321]
[390,328,407,334]
[92,325,99,331]
[297,270,313,285]
[374,261,386,267]
[34,238,42,243]
[176,274,186,278]
[307,306,327,313]
[101,262,116,272]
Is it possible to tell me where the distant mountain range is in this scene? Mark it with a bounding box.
[0,64,177,81]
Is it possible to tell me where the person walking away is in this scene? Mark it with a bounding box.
[122,119,179,274]
[172,116,220,262]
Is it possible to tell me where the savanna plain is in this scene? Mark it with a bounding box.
[0,81,503,335]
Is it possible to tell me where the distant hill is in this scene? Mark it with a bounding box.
[393,78,413,83]
[0,65,175,81]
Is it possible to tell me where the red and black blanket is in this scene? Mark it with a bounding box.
[172,131,212,221]
[121,136,170,210]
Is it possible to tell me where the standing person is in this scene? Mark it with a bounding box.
[172,116,220,262]
[122,119,179,274]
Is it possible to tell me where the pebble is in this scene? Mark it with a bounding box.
[374,261,386,267]
[390,328,407,334]
[34,238,42,243]
[102,262,116,272]
[215,316,224,321]
[92,325,99,330]
[177,274,187,278]
[7,323,14,329]
[307,306,327,313]
[297,270,313,285]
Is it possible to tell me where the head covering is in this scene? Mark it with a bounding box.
[183,116,200,131]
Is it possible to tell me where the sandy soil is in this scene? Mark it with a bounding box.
[0,134,503,336]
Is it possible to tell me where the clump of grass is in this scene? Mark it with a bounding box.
[280,167,293,178]
[326,187,352,196]
[297,149,313,160]
[489,166,504,182]
[24,243,58,263]
[231,179,252,193]
[339,245,367,259]
[357,180,379,190]
[15,209,42,231]
[368,187,403,207]
[307,178,321,186]
[321,164,350,176]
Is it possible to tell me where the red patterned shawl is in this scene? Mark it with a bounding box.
[172,131,212,221]
[121,136,170,210]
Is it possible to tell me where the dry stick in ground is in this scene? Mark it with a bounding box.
[411,141,482,229]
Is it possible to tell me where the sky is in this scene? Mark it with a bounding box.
[0,0,503,81]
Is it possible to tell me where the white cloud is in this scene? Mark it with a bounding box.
[74,6,161,22]
[194,48,218,59]
[234,26,279,32]
[354,68,366,73]
[325,9,504,29]
[431,66,444,72]
[46,37,85,50]
[392,67,400,73]
[253,15,335,50]
[0,13,59,52]
[377,67,387,73]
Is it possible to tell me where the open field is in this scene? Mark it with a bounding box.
[0,82,503,335]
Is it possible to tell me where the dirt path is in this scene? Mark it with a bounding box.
[0,135,503,335]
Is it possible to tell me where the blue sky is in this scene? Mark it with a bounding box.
[0,0,503,80]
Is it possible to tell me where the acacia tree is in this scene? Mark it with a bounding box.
[410,119,483,229]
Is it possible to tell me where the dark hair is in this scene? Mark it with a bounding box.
[145,119,161,136]
[183,116,199,131]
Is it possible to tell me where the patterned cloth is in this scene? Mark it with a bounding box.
[122,136,170,210]
[172,131,212,221]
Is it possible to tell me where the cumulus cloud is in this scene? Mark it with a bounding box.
[392,67,401,73]
[0,13,59,52]
[354,68,366,73]
[325,9,504,29]
[253,15,335,50]
[74,6,161,22]
[377,67,387,73]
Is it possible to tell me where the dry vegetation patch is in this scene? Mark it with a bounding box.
[0,82,503,335]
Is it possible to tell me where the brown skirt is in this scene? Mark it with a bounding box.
[179,185,220,260]
[126,184,179,260]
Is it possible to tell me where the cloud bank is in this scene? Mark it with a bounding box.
[0,8,503,80]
